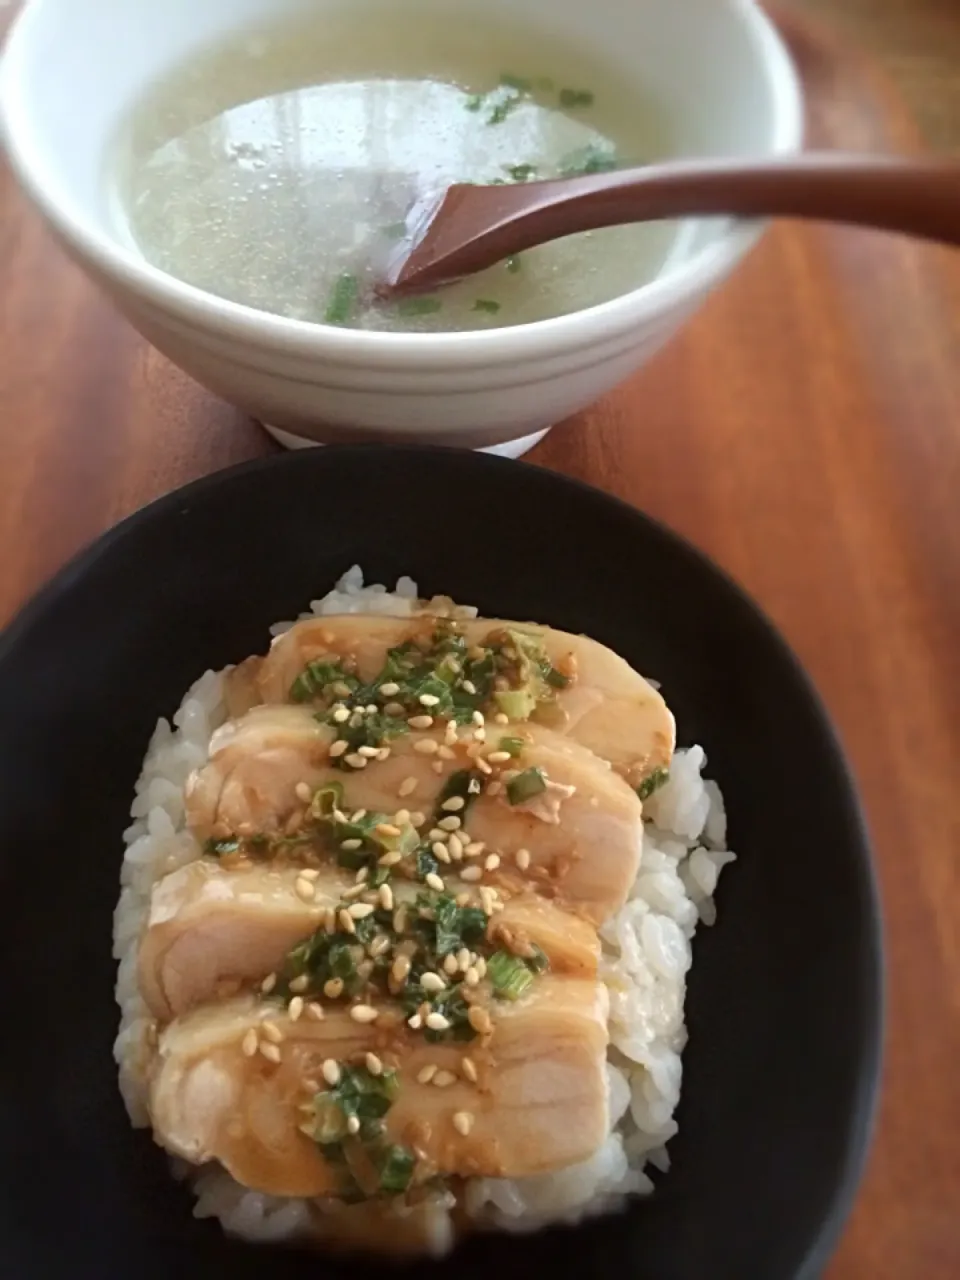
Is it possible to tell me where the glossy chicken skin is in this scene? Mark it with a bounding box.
[149,979,609,1197]
[246,614,675,786]
[139,859,600,1021]
[184,705,644,924]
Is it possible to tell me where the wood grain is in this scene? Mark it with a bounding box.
[0,3,957,1278]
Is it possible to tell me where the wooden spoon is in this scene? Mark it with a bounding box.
[385,153,960,294]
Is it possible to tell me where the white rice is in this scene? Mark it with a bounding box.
[112,566,734,1249]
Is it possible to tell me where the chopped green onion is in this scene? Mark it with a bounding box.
[527,944,550,974]
[378,1144,416,1193]
[506,766,548,805]
[494,688,537,720]
[636,767,670,801]
[324,273,359,326]
[505,255,522,273]
[504,163,537,182]
[487,949,535,1001]
[397,297,442,316]
[559,144,618,177]
[473,298,501,314]
[312,1095,349,1144]
[498,736,525,758]
[487,91,524,125]
[204,837,240,857]
[499,73,533,92]
[310,781,345,818]
[558,88,595,108]
[544,665,571,689]
[536,76,555,91]
[464,93,484,112]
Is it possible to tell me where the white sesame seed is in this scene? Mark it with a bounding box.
[379,682,400,697]
[341,881,367,900]
[332,706,350,724]
[384,701,405,716]
[392,954,411,983]
[355,865,369,883]
[444,720,458,742]
[456,947,471,970]
[295,877,315,901]
[420,971,446,992]
[486,780,503,797]
[338,909,357,934]
[419,693,440,707]
[260,973,277,994]
[340,838,363,851]
[357,745,380,759]
[324,978,344,998]
[377,747,392,761]
[346,1115,361,1135]
[464,966,480,986]
[369,933,392,958]
[408,714,434,730]
[474,956,487,979]
[432,1068,456,1086]
[475,757,493,775]
[393,905,409,933]
[494,712,509,725]
[426,1012,450,1031]
[344,753,368,769]
[241,1028,259,1057]
[322,1059,341,1086]
[462,680,477,695]
[487,750,512,764]
[332,682,353,698]
[307,1002,325,1021]
[398,777,419,800]
[261,1021,283,1043]
[447,834,464,861]
[438,815,461,831]
[453,1111,475,1135]
[323,908,337,934]
[259,1041,282,1064]
[365,704,378,715]
[417,1063,438,1084]
[460,866,482,882]
[465,841,485,857]
[441,796,466,812]
[437,745,456,760]
[378,883,394,910]
[350,1004,378,1023]
[461,1055,478,1082]
[473,728,486,742]
[409,812,426,827]
[472,710,485,727]
[376,822,401,837]
[468,1006,493,1034]
[407,1013,422,1029]
[288,996,304,1021]
[295,781,313,802]
[484,854,501,872]
[443,953,459,976]
[432,841,451,864]
[348,902,375,920]
[378,849,403,866]
[394,808,411,825]
[515,848,531,871]
[425,872,445,892]
[414,738,439,756]
[289,974,309,993]
[329,740,349,758]
[299,868,321,881]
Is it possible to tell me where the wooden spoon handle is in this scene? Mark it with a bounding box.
[396,154,960,291]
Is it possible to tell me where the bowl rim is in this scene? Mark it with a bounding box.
[0,445,884,1276]
[0,0,804,369]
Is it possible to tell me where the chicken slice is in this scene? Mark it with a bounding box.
[139,858,599,1021]
[247,614,674,787]
[184,705,644,924]
[149,977,608,1197]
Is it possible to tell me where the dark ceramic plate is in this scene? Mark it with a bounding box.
[0,447,881,1280]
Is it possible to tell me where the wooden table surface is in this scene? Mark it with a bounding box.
[0,3,958,1277]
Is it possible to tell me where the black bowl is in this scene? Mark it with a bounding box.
[0,447,881,1280]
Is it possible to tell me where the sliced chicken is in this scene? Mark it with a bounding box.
[246,615,674,787]
[149,978,609,1197]
[184,705,644,924]
[139,858,600,1021]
